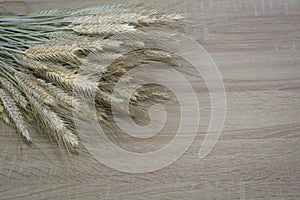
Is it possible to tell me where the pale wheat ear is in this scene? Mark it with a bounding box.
[36,79,76,108]
[0,100,13,125]
[28,8,72,17]
[0,78,28,109]
[25,44,83,66]
[0,89,32,142]
[72,24,137,35]
[27,95,79,149]
[73,4,140,16]
[14,56,97,93]
[15,72,57,106]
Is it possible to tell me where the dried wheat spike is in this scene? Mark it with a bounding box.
[15,72,57,106]
[14,54,48,71]
[48,32,105,49]
[47,32,80,43]
[73,4,138,15]
[0,104,12,125]
[36,79,76,108]
[25,44,83,66]
[44,67,99,95]
[15,56,98,93]
[0,110,12,125]
[29,7,71,17]
[29,4,136,17]
[138,13,184,24]
[72,12,142,25]
[0,89,32,142]
[27,95,78,148]
[72,24,136,35]
[0,78,28,109]
[0,100,12,125]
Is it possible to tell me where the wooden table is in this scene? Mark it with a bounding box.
[0,0,299,199]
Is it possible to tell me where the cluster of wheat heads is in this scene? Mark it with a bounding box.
[0,4,184,150]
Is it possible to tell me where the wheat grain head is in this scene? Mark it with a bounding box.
[0,89,32,142]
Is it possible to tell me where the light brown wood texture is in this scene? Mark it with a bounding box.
[0,0,300,199]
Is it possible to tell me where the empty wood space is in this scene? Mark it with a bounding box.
[0,0,299,199]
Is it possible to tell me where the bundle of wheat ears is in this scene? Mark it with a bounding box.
[0,4,184,150]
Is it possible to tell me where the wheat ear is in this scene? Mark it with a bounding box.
[0,100,12,125]
[15,56,98,94]
[0,78,28,109]
[0,89,32,142]
[71,13,142,25]
[73,4,139,15]
[138,13,184,24]
[15,72,57,106]
[27,95,78,148]
[36,79,76,108]
[72,24,136,35]
[25,44,83,66]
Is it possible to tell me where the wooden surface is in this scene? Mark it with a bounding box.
[1,0,300,199]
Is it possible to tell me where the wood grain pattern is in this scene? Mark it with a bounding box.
[0,0,300,199]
